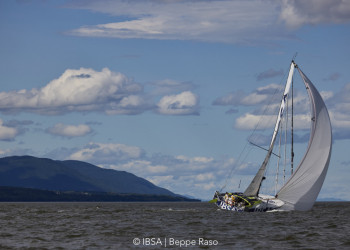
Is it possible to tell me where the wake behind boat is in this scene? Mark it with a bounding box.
[212,60,332,212]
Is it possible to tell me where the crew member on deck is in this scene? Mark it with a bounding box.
[231,194,236,206]
[228,196,233,207]
[224,192,229,204]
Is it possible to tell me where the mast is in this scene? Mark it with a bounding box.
[243,61,296,197]
[291,75,294,174]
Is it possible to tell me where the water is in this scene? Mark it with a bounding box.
[0,202,349,249]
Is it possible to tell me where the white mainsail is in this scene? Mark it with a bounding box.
[277,66,332,211]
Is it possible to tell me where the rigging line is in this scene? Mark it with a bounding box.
[248,66,290,142]
[219,140,249,191]
[221,60,294,193]
[292,52,298,62]
[220,142,254,192]
[247,61,294,150]
[248,141,280,158]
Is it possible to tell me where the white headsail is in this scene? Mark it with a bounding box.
[277,66,332,211]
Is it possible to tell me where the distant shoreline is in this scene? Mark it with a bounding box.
[0,186,201,202]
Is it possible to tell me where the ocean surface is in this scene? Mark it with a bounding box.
[0,202,349,249]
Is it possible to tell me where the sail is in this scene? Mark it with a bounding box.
[243,62,295,197]
[277,67,332,211]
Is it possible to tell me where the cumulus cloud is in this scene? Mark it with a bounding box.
[0,68,144,115]
[0,119,18,141]
[280,0,350,28]
[47,123,92,138]
[104,153,236,199]
[68,142,144,163]
[0,67,200,116]
[216,75,350,143]
[214,78,338,134]
[1,119,34,139]
[235,113,311,130]
[156,91,199,115]
[231,84,321,131]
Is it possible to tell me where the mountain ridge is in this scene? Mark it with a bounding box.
[0,155,176,196]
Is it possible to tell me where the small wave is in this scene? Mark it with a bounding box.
[161,208,197,212]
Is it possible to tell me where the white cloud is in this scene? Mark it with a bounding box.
[81,139,347,200]
[216,81,337,132]
[0,67,201,116]
[235,113,274,130]
[157,91,199,115]
[194,181,216,191]
[0,68,144,115]
[0,147,34,157]
[66,0,350,44]
[68,142,144,163]
[131,155,235,199]
[106,95,151,115]
[213,84,283,107]
[235,113,310,130]
[329,111,350,129]
[67,0,284,44]
[0,119,18,141]
[280,0,350,28]
[175,155,214,164]
[46,136,350,200]
[195,172,215,182]
[221,79,350,142]
[241,92,272,106]
[66,144,237,200]
[146,165,168,174]
[47,123,92,137]
[321,83,350,140]
[320,91,334,101]
[147,175,174,187]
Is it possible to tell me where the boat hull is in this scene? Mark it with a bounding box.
[214,193,284,212]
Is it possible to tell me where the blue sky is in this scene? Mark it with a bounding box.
[1,0,350,200]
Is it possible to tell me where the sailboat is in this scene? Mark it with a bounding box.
[212,60,332,212]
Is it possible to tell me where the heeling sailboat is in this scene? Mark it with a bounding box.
[212,61,332,212]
